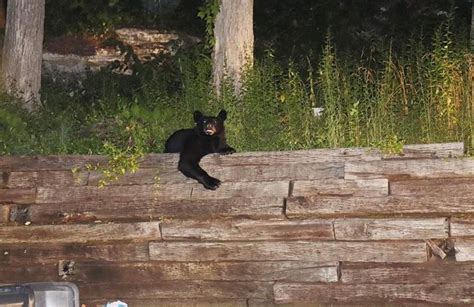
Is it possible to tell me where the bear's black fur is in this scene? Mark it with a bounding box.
[164,109,235,190]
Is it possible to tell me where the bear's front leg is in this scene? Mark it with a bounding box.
[178,159,221,190]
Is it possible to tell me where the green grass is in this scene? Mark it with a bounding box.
[0,24,472,156]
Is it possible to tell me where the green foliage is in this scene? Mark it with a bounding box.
[0,101,30,154]
[278,60,320,150]
[96,140,142,188]
[371,135,405,155]
[197,0,220,49]
[1,20,471,158]
[428,13,468,140]
[318,34,345,147]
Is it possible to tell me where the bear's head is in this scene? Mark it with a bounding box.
[194,109,227,136]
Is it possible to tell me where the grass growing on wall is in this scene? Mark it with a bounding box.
[0,22,471,156]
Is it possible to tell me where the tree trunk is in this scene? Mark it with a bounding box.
[212,0,254,96]
[471,0,474,150]
[471,0,474,54]
[2,0,45,111]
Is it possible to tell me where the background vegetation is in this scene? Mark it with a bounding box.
[0,0,472,156]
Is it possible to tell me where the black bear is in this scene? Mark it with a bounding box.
[164,109,235,190]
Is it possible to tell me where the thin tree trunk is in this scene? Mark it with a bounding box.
[212,0,254,96]
[2,0,45,111]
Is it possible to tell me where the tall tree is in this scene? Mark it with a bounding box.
[2,0,45,111]
[212,0,254,95]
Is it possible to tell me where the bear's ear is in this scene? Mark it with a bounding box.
[193,111,204,123]
[218,109,227,121]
